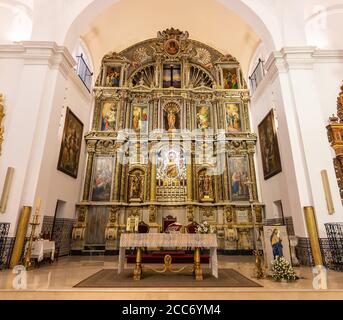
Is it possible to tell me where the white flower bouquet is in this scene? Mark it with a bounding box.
[271,256,298,282]
[196,221,213,234]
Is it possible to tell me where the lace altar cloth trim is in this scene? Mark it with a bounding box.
[118,233,218,278]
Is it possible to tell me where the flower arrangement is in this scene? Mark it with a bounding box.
[196,221,212,234]
[271,256,299,282]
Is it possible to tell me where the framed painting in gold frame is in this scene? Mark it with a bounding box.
[258,109,282,180]
[57,108,84,179]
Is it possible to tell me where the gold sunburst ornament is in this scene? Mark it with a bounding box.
[0,94,5,156]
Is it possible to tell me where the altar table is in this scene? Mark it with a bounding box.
[25,240,55,263]
[118,233,218,280]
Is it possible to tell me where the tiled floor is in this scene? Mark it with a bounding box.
[0,255,343,300]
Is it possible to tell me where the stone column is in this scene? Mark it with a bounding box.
[82,141,96,201]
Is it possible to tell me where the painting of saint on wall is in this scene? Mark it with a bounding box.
[196,105,211,130]
[223,68,239,89]
[57,108,84,179]
[226,103,242,132]
[263,226,291,271]
[91,157,113,202]
[258,110,282,180]
[163,64,182,88]
[100,101,117,131]
[229,157,250,201]
[132,105,148,132]
[105,66,121,87]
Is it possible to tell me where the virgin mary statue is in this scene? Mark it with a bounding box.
[270,229,283,259]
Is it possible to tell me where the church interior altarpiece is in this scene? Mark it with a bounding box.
[72,29,264,254]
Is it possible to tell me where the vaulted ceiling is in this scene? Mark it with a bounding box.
[81,0,261,78]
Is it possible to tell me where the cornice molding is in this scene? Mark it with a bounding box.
[0,41,76,78]
[265,47,343,73]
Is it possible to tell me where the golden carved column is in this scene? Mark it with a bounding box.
[247,142,258,201]
[10,206,32,268]
[304,206,323,266]
[120,160,128,202]
[222,154,229,201]
[82,141,96,201]
[112,152,122,201]
[187,153,193,202]
[150,152,157,202]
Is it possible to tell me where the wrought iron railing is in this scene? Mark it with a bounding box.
[0,223,10,269]
[76,54,93,92]
[249,59,265,94]
[325,223,343,271]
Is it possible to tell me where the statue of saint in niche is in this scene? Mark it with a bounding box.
[129,172,143,202]
[164,103,180,132]
[167,111,177,131]
[199,171,214,202]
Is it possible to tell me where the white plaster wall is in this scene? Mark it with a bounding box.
[0,57,25,233]
[34,71,93,226]
[0,44,93,237]
[249,49,343,238]
[313,61,343,122]
[250,75,306,237]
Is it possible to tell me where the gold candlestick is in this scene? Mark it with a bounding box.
[24,198,42,269]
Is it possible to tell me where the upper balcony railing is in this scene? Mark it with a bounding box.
[76,54,93,92]
[249,58,265,94]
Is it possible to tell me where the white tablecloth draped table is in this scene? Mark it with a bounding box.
[25,240,56,262]
[118,233,218,278]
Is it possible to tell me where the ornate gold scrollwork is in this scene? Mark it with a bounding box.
[72,206,88,244]
[327,83,343,204]
[105,207,119,242]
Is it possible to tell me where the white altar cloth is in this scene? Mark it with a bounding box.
[25,240,55,262]
[118,233,218,278]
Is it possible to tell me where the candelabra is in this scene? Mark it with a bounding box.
[24,198,41,269]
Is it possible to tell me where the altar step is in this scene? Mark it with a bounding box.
[82,245,106,256]
[126,251,210,264]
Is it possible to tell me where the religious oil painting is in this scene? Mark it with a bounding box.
[258,109,282,180]
[100,101,117,131]
[163,64,182,88]
[105,66,121,87]
[165,39,180,56]
[196,105,211,130]
[226,103,242,132]
[132,105,148,132]
[57,108,84,179]
[229,157,250,201]
[91,157,113,202]
[223,68,239,89]
[263,225,291,271]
